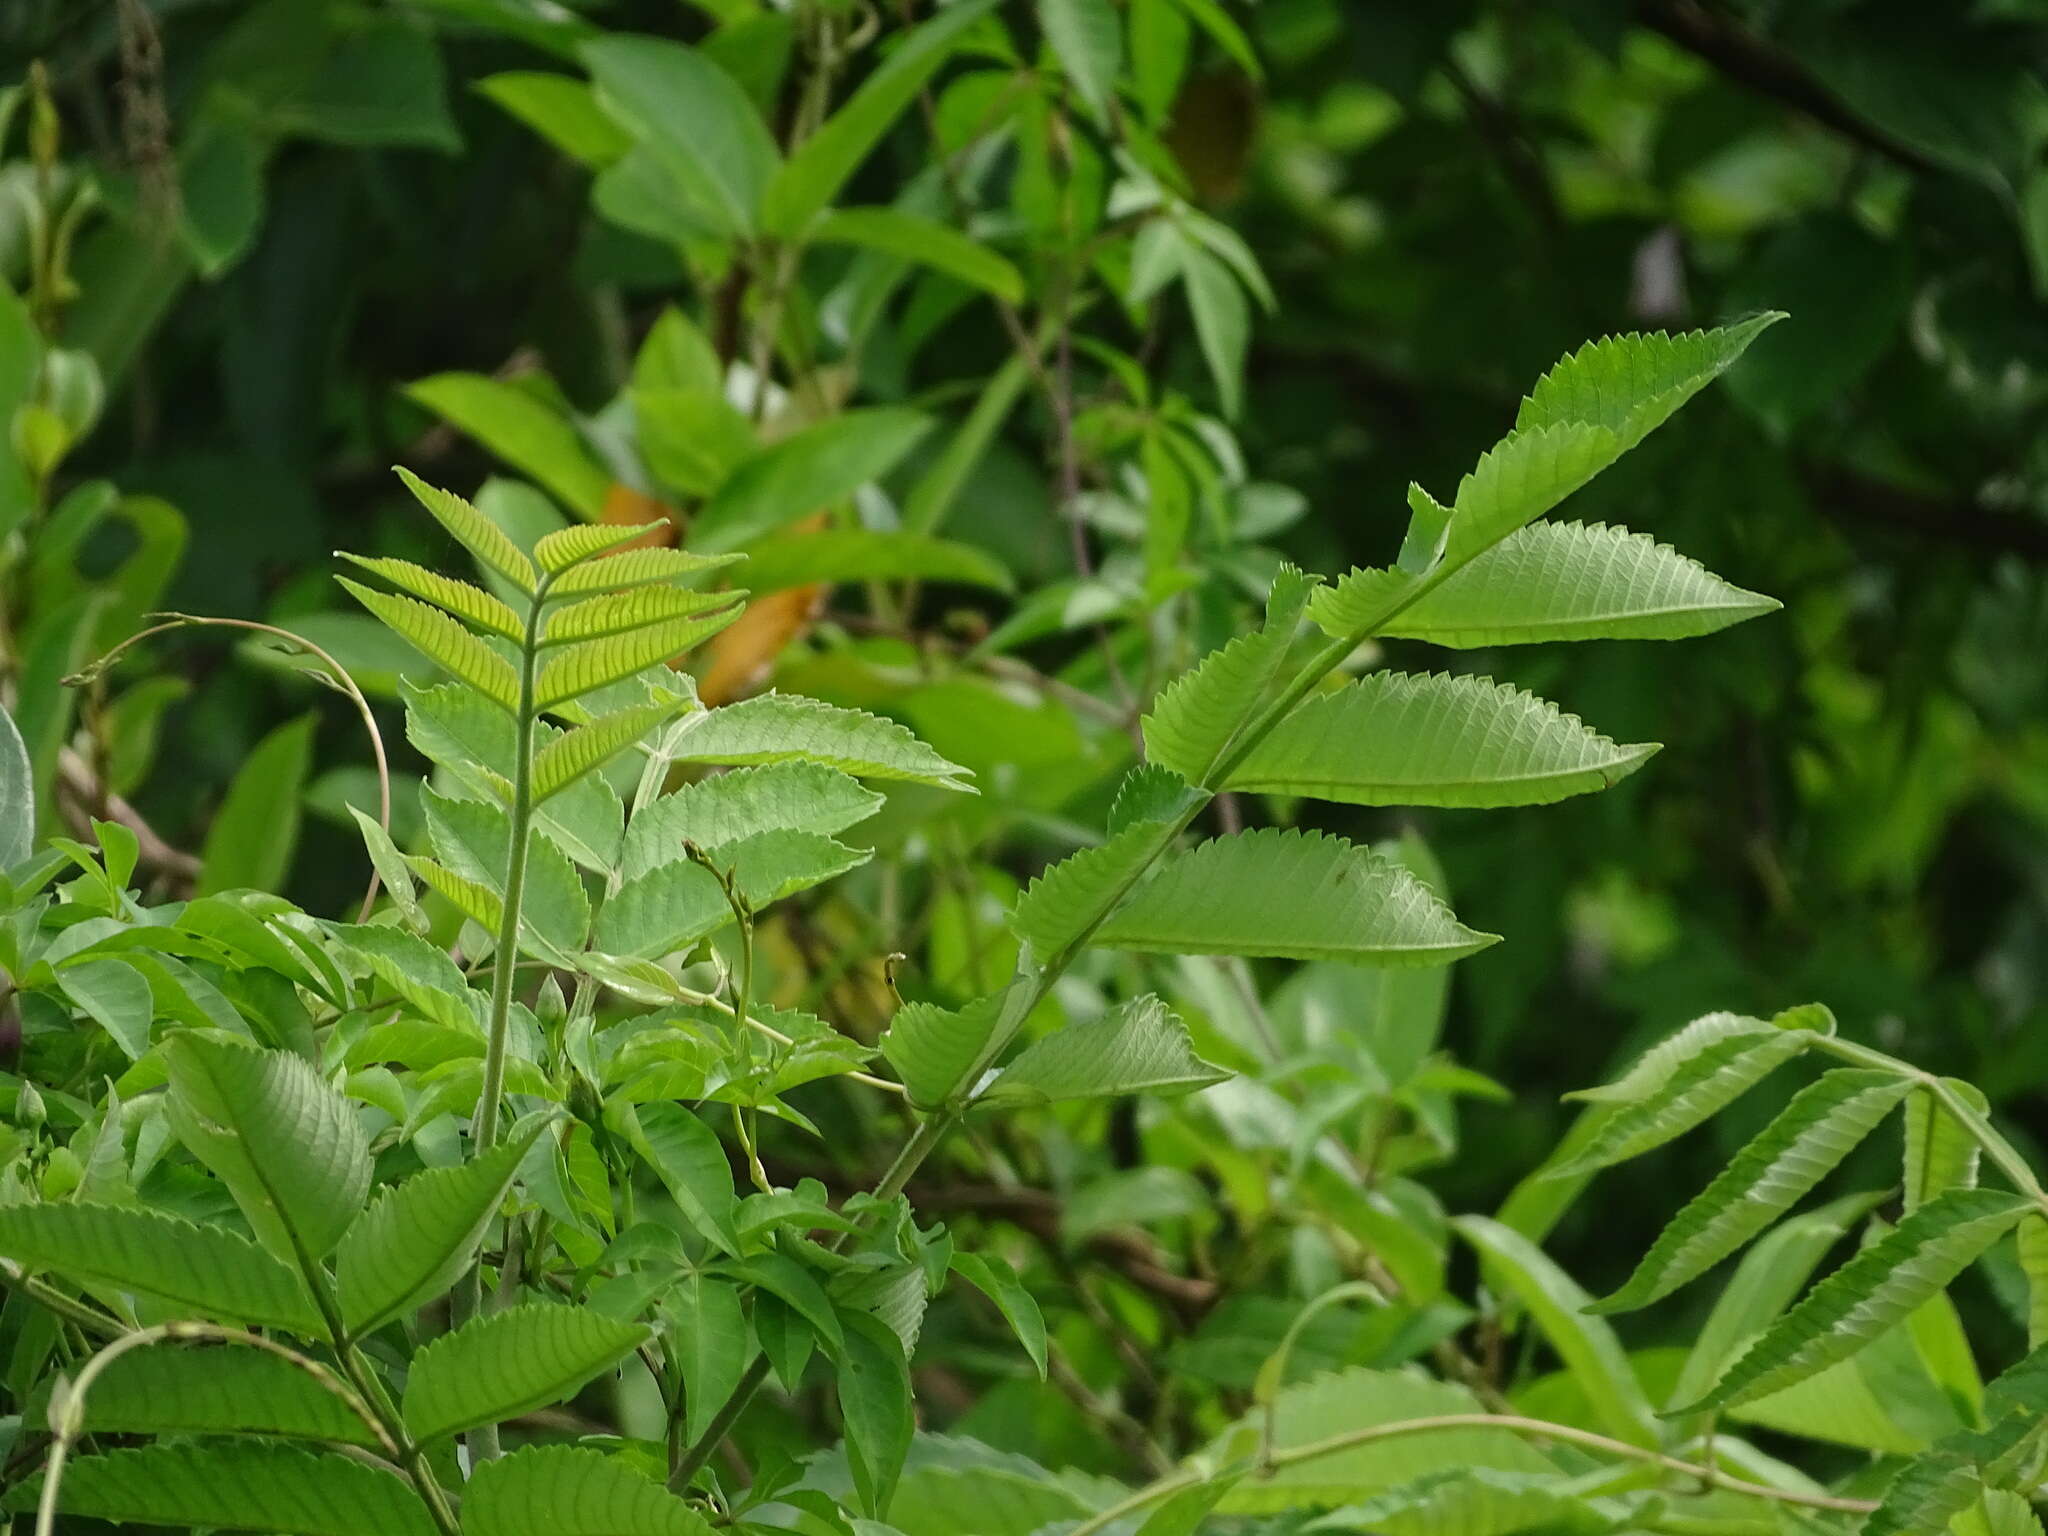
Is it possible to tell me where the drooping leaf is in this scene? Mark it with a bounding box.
[403,1303,648,1441]
[9,1443,436,1535]
[1094,828,1497,966]
[392,466,539,592]
[1142,565,1315,784]
[55,955,154,1059]
[337,554,525,641]
[626,1102,741,1255]
[1184,243,1250,418]
[621,761,882,881]
[41,1342,378,1444]
[162,1032,375,1267]
[1454,1215,1658,1446]
[1677,1188,2034,1414]
[0,1202,321,1333]
[1904,1080,1985,1210]
[838,1310,916,1518]
[882,991,1006,1110]
[420,788,590,957]
[1593,1069,1915,1314]
[460,1445,712,1536]
[2018,1215,2048,1350]
[338,578,522,711]
[983,994,1228,1105]
[663,692,973,790]
[1379,522,1780,647]
[336,1125,542,1338]
[951,1252,1048,1379]
[668,1273,749,1444]
[1225,673,1657,808]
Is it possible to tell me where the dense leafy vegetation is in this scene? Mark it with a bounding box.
[3,2,2048,1535]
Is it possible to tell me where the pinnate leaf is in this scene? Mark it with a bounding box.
[41,1342,378,1443]
[531,701,683,803]
[338,578,521,711]
[535,608,743,709]
[394,466,537,592]
[664,691,972,790]
[1142,565,1315,784]
[403,1303,648,1441]
[984,994,1228,1104]
[1011,822,1169,963]
[535,519,670,572]
[338,554,525,641]
[546,545,741,597]
[461,1445,712,1536]
[1516,315,1784,450]
[883,990,1005,1110]
[621,761,881,880]
[541,583,736,644]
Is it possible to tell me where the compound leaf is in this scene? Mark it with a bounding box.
[403,1303,648,1441]
[983,994,1228,1105]
[663,692,972,790]
[460,1444,711,1536]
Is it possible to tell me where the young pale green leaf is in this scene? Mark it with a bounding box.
[663,691,973,790]
[982,994,1228,1105]
[838,1310,916,1518]
[9,1443,436,1535]
[461,1445,713,1536]
[1038,0,1122,112]
[402,1303,649,1441]
[811,208,1026,303]
[621,761,882,881]
[1593,1069,1914,1314]
[530,701,684,803]
[0,1202,321,1334]
[534,519,670,572]
[1380,522,1780,647]
[336,1123,542,1338]
[692,407,934,552]
[1547,1027,1813,1178]
[393,465,538,592]
[546,544,742,597]
[1142,565,1316,784]
[405,379,610,521]
[163,1032,374,1267]
[669,1273,749,1444]
[338,578,522,712]
[1454,1214,1659,1446]
[1515,315,1785,451]
[582,35,778,238]
[1904,1080,1985,1210]
[534,608,743,709]
[39,1342,378,1444]
[1225,672,1657,808]
[1677,1188,2034,1414]
[1010,821,1169,963]
[738,528,1014,593]
[540,583,736,645]
[762,0,1002,234]
[0,699,30,866]
[626,1102,741,1255]
[336,554,525,641]
[882,990,1006,1110]
[1094,828,1497,967]
[951,1252,1048,1379]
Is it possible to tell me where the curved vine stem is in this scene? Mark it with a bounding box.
[1065,1414,1879,1536]
[65,613,394,920]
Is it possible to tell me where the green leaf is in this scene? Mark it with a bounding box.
[812,208,1025,302]
[669,1273,749,1444]
[1135,1479,1241,1536]
[337,1125,542,1338]
[593,859,740,959]
[582,35,778,238]
[478,70,633,166]
[1143,565,1315,784]
[459,1445,712,1535]
[693,407,934,552]
[1094,828,1498,966]
[331,921,482,1034]
[1549,1026,1815,1176]
[339,578,522,711]
[403,1303,648,1441]
[1316,1469,1619,1536]
[1454,1215,1658,1446]
[534,520,668,572]
[405,377,611,520]
[2017,1215,2048,1349]
[1440,423,1622,569]
[1518,315,1785,450]
[1677,1189,2034,1414]
[838,1310,915,1518]
[1378,522,1781,647]
[392,466,540,591]
[348,807,428,931]
[1904,1080,1985,1210]
[0,1202,320,1333]
[421,788,590,957]
[1011,821,1170,964]
[541,584,737,645]
[984,994,1228,1104]
[1226,673,1657,808]
[951,1251,1048,1379]
[55,955,154,1059]
[531,701,684,803]
[199,713,316,895]
[534,609,743,709]
[1593,1070,1915,1314]
[1184,244,1249,418]
[763,0,1003,234]
[338,554,526,641]
[163,1033,374,1268]
[1038,0,1123,112]
[0,700,29,865]
[40,1341,378,1443]
[626,1102,741,1255]
[637,387,757,497]
[10,1443,435,1535]
[546,545,743,597]
[882,990,1006,1109]
[739,528,1014,592]
[622,762,882,881]
[664,692,973,790]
